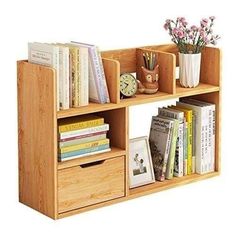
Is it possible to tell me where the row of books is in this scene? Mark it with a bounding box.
[28,42,110,111]
[149,98,215,181]
[58,115,110,162]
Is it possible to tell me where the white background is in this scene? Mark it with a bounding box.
[1,0,236,235]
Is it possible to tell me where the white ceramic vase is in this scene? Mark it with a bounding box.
[179,52,201,88]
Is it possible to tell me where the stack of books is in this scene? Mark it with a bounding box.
[28,42,110,111]
[149,98,215,181]
[58,115,110,162]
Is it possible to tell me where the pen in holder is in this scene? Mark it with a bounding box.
[137,52,159,94]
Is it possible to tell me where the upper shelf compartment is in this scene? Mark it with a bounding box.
[141,44,221,87]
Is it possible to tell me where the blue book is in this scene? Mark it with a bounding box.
[58,144,110,161]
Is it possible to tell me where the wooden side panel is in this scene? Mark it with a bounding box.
[98,108,128,150]
[102,58,120,103]
[101,48,136,73]
[17,61,57,219]
[142,44,179,65]
[189,92,221,172]
[200,47,221,86]
[136,48,175,94]
[58,156,125,213]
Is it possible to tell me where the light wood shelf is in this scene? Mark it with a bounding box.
[57,82,219,118]
[58,147,126,170]
[18,44,221,219]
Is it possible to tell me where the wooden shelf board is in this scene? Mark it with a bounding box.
[57,82,219,119]
[58,171,219,218]
[57,102,120,119]
[57,146,126,170]
[175,81,220,97]
[129,171,219,197]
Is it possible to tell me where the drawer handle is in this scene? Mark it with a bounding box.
[80,160,105,168]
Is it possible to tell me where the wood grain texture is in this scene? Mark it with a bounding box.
[142,44,179,65]
[58,147,126,170]
[102,58,120,103]
[58,156,125,213]
[200,47,221,86]
[136,48,175,94]
[98,108,127,150]
[58,172,219,218]
[57,83,220,119]
[101,48,136,73]
[17,61,57,219]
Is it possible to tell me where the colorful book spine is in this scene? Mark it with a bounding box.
[183,121,188,175]
[158,107,184,177]
[59,138,109,154]
[79,47,89,106]
[67,46,77,107]
[165,119,179,179]
[149,116,173,181]
[59,124,109,140]
[59,144,110,159]
[58,116,104,133]
[70,41,110,103]
[175,105,193,175]
[59,133,107,148]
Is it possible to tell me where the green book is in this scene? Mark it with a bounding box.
[159,117,179,179]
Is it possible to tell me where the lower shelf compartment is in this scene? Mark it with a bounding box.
[58,171,219,218]
[129,171,219,197]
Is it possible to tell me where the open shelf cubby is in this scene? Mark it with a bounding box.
[17,44,221,219]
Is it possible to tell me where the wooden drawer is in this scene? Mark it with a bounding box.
[58,156,125,213]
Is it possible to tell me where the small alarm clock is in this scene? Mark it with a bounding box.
[120,73,138,98]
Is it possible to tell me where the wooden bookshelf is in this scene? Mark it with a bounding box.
[17,44,221,219]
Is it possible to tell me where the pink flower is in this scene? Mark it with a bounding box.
[163,23,169,30]
[191,25,198,31]
[166,19,171,23]
[172,27,179,35]
[177,30,185,39]
[200,18,208,27]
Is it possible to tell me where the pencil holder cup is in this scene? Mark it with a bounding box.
[137,64,159,94]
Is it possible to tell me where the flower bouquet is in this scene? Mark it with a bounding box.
[164,17,220,87]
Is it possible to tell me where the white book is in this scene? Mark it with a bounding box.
[55,45,70,109]
[71,41,110,103]
[177,101,208,174]
[28,42,60,110]
[59,123,109,139]
[185,99,215,172]
[79,47,89,106]
[158,107,184,177]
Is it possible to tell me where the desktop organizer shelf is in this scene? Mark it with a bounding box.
[17,44,221,219]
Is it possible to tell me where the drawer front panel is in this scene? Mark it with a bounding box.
[58,156,125,213]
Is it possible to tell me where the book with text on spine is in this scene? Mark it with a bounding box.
[149,116,173,181]
[59,124,109,140]
[71,41,110,104]
[58,144,110,161]
[58,115,104,133]
[59,138,109,154]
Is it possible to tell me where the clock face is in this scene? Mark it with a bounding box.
[120,73,137,97]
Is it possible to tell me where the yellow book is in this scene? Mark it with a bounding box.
[58,115,104,133]
[59,138,109,153]
[65,44,80,107]
[173,105,193,175]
